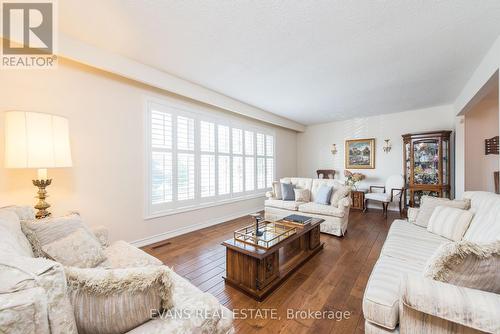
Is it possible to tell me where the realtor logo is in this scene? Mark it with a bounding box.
[1,1,57,68]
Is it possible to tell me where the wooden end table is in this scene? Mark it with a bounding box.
[222,218,324,301]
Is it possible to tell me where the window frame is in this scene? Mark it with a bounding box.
[145,98,276,219]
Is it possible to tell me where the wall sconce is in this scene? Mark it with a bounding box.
[331,144,338,155]
[383,139,392,153]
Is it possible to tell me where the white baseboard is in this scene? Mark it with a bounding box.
[130,206,264,248]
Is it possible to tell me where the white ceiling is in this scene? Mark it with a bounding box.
[59,1,500,125]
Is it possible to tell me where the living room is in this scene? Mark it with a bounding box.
[0,1,499,334]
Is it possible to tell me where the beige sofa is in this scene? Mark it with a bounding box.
[363,191,500,334]
[264,177,352,237]
[0,206,233,334]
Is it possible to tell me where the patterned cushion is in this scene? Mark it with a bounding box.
[363,256,423,330]
[426,206,473,241]
[65,266,174,334]
[414,196,470,228]
[99,241,163,269]
[294,188,310,202]
[380,220,448,265]
[22,215,106,268]
[330,185,351,207]
[42,228,106,268]
[281,183,295,201]
[298,202,345,218]
[424,240,500,293]
[463,191,500,243]
[314,185,333,205]
[264,199,301,211]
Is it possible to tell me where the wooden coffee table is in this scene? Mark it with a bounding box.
[222,217,324,301]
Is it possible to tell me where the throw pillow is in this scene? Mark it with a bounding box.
[414,196,471,228]
[42,228,106,268]
[424,240,500,293]
[281,183,295,201]
[314,185,333,205]
[331,185,351,207]
[294,188,310,202]
[427,206,474,241]
[21,214,106,268]
[272,181,282,200]
[65,265,174,334]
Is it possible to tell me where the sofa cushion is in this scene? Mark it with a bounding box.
[363,256,422,330]
[281,183,295,201]
[272,181,282,200]
[311,179,339,202]
[331,185,351,207]
[314,185,333,205]
[99,240,163,269]
[426,206,473,241]
[298,202,345,218]
[380,220,448,265]
[463,191,500,243]
[280,177,313,191]
[66,266,173,334]
[126,271,233,334]
[42,228,106,268]
[365,192,391,202]
[264,199,301,211]
[0,209,34,257]
[414,196,470,228]
[424,240,500,294]
[294,188,310,202]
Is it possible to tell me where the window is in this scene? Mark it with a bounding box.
[147,100,275,216]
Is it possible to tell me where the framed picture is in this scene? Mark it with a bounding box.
[345,138,375,169]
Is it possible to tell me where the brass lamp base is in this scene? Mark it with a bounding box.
[32,179,52,219]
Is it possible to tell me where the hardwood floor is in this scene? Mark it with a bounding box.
[142,210,399,334]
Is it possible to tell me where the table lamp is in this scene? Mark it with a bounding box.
[4,111,72,219]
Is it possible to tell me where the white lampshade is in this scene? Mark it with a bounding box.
[4,111,72,168]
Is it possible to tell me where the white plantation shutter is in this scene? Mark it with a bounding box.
[147,100,274,216]
[200,155,215,197]
[245,157,255,191]
[177,153,195,200]
[151,151,172,203]
[218,125,230,154]
[266,158,274,188]
[257,158,266,189]
[245,131,254,155]
[218,155,230,195]
[232,156,244,193]
[177,116,194,150]
[200,121,215,152]
[232,128,243,154]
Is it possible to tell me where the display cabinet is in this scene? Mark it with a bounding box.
[403,131,451,207]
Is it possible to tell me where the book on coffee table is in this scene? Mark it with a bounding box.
[281,214,313,226]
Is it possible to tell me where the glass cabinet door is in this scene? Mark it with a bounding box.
[413,140,439,185]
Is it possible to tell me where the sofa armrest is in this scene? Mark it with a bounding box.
[337,196,352,209]
[265,191,275,199]
[400,275,500,333]
[0,287,50,334]
[407,207,419,224]
[91,225,110,247]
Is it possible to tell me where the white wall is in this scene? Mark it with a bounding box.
[0,59,297,246]
[465,97,499,192]
[297,105,456,208]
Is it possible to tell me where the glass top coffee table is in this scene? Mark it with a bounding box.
[222,217,324,301]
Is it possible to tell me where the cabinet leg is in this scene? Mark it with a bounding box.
[363,199,368,212]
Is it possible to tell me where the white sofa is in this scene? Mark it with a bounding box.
[264,177,352,237]
[363,191,500,334]
[0,206,234,334]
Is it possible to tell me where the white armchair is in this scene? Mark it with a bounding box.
[364,174,404,217]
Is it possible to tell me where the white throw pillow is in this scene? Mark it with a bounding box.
[294,188,310,202]
[427,206,473,241]
[272,181,282,200]
[415,196,471,228]
[330,186,351,207]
